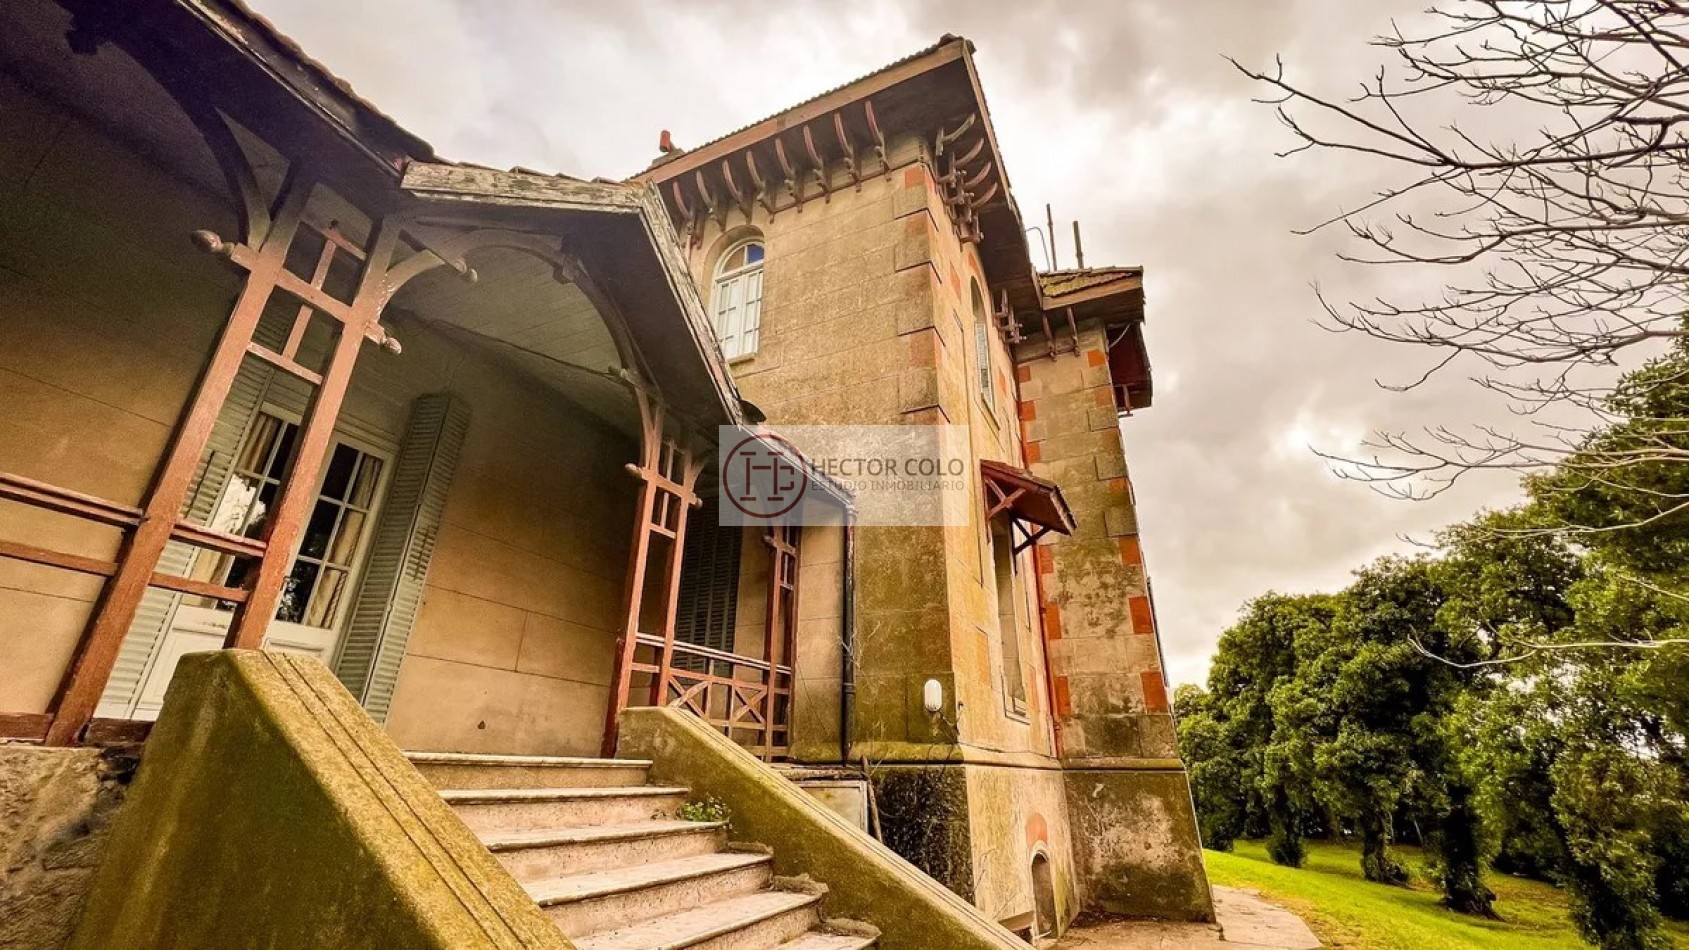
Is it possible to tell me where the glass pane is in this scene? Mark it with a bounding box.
[305,568,347,627]
[236,415,282,474]
[745,242,764,264]
[276,560,318,623]
[321,444,358,500]
[211,473,263,535]
[721,246,745,273]
[241,481,278,537]
[327,510,366,566]
[267,423,300,479]
[300,500,339,560]
[348,456,383,509]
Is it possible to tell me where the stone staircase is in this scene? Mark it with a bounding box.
[407,751,879,950]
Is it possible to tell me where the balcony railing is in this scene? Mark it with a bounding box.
[631,632,793,760]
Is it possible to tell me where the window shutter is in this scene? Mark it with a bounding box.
[333,392,470,721]
[975,323,995,412]
[675,503,742,664]
[97,357,274,717]
[742,270,763,356]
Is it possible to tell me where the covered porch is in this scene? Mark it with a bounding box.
[0,0,846,762]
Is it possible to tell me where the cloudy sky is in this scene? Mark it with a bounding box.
[253,0,1533,687]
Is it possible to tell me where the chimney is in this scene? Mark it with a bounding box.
[659,130,677,154]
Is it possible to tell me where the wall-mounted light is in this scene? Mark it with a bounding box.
[923,679,944,715]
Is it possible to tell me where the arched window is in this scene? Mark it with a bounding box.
[971,278,995,413]
[712,239,765,360]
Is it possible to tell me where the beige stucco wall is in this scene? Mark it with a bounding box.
[370,319,637,758]
[0,69,239,713]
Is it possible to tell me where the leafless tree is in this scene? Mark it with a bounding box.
[1235,1,1689,535]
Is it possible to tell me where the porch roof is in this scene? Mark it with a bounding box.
[981,459,1076,537]
[62,0,753,431]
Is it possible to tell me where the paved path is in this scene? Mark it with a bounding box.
[1052,886,1322,949]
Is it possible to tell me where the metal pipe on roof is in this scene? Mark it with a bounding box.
[1073,220,1086,270]
[1046,203,1058,269]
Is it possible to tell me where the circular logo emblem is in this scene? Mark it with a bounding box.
[722,434,809,519]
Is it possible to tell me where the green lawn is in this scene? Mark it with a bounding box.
[1203,840,1689,949]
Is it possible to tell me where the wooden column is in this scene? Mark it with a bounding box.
[225,218,401,647]
[760,523,801,760]
[42,174,311,746]
[603,390,702,756]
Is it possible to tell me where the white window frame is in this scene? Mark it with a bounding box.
[712,239,765,360]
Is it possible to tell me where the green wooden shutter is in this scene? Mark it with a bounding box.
[96,358,274,717]
[334,392,470,722]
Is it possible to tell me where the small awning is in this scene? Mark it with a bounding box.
[981,460,1076,551]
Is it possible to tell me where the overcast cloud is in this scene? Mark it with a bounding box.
[251,0,1530,687]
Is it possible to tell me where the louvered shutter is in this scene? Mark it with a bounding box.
[96,358,274,717]
[675,504,742,667]
[333,392,470,721]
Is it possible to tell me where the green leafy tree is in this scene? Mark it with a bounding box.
[1177,594,1335,862]
[1303,557,1449,885]
[1174,684,1245,851]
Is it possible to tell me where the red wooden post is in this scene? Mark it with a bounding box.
[603,457,659,755]
[761,524,801,760]
[653,440,701,707]
[601,391,702,756]
[42,174,312,746]
[225,218,401,648]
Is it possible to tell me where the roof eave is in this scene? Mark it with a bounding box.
[400,163,748,428]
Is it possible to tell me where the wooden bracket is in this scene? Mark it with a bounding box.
[745,150,778,219]
[801,126,831,203]
[833,113,862,192]
[936,114,977,155]
[996,289,1023,343]
[694,170,728,235]
[720,159,754,224]
[775,137,804,212]
[865,100,890,179]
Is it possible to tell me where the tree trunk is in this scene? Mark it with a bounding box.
[1360,813,1409,885]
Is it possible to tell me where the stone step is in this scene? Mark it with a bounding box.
[407,752,653,790]
[571,889,823,950]
[529,851,774,938]
[774,933,879,950]
[484,819,730,881]
[441,786,688,833]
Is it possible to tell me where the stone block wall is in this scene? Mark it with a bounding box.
[0,744,138,950]
[1013,325,1171,761]
[1013,323,1213,922]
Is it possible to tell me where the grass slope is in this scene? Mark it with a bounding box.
[1203,840,1689,949]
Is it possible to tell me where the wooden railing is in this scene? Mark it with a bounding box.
[631,633,793,760]
[0,471,276,744]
